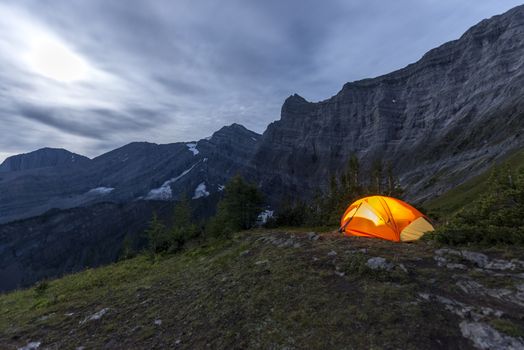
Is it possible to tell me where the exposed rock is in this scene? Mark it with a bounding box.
[456,280,524,307]
[366,257,393,271]
[327,250,337,257]
[446,263,468,270]
[251,5,524,205]
[255,260,268,265]
[17,341,41,350]
[435,249,521,272]
[154,319,162,326]
[418,293,503,321]
[398,264,409,273]
[460,251,489,268]
[80,308,110,324]
[239,250,251,257]
[306,232,320,241]
[485,259,517,271]
[460,321,524,350]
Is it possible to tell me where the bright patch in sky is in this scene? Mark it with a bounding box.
[25,37,88,83]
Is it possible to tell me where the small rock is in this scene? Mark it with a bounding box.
[312,257,319,261]
[18,342,41,350]
[327,250,337,257]
[80,308,109,324]
[76,347,85,350]
[154,319,162,326]
[485,259,516,271]
[434,256,447,267]
[446,263,467,270]
[239,250,250,257]
[460,321,524,350]
[366,257,393,271]
[398,263,408,273]
[175,339,181,345]
[306,232,320,241]
[334,271,345,277]
[460,251,489,268]
[434,248,461,256]
[64,312,74,317]
[255,260,268,265]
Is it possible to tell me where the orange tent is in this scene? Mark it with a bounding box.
[339,196,434,242]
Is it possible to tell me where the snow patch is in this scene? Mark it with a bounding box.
[87,187,114,195]
[146,163,199,200]
[192,182,210,199]
[217,184,225,191]
[257,210,274,224]
[251,137,257,141]
[186,143,199,155]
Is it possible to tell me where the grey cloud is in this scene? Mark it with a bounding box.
[1,0,523,161]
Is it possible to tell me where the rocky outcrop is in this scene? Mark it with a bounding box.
[252,5,524,204]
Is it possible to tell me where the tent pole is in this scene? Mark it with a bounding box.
[338,202,362,233]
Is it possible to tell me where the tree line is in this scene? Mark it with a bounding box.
[272,156,404,227]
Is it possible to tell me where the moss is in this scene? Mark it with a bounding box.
[491,319,524,338]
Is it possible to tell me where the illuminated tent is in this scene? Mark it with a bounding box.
[339,196,434,242]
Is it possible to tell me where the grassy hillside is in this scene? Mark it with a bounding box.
[1,229,523,349]
[425,148,524,217]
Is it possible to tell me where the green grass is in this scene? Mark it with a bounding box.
[2,229,523,349]
[425,148,524,217]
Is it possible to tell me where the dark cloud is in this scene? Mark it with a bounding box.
[0,0,522,161]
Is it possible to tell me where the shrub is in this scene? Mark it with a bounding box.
[432,167,524,246]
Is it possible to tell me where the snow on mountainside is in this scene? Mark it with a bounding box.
[0,124,261,224]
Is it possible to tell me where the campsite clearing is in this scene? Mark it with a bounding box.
[1,229,523,349]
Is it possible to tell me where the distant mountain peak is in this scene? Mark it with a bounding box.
[0,148,90,172]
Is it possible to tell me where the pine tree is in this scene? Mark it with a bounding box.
[169,195,198,252]
[370,159,383,194]
[207,175,264,236]
[144,213,168,255]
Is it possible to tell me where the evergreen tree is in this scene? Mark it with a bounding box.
[207,175,264,236]
[144,213,168,255]
[434,166,524,245]
[169,195,198,252]
[370,159,383,194]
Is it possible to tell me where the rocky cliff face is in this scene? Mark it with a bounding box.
[252,5,524,204]
[0,124,260,224]
[0,148,90,172]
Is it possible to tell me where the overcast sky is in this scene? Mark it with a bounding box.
[0,0,522,161]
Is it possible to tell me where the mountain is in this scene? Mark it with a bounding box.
[0,124,260,224]
[0,147,90,172]
[2,5,524,292]
[0,200,174,292]
[252,5,524,204]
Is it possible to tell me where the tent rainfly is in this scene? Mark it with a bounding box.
[339,196,434,242]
